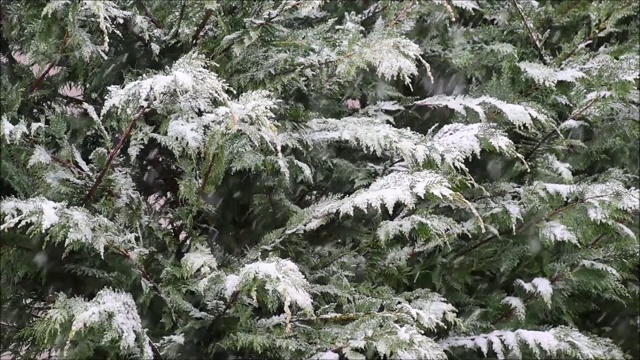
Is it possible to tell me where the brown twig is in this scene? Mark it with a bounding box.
[29,34,69,93]
[192,8,214,45]
[389,0,416,28]
[135,0,163,29]
[509,0,548,65]
[83,107,148,205]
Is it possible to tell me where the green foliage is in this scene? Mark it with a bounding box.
[1,0,638,359]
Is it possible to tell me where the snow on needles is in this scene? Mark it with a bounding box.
[224,258,314,315]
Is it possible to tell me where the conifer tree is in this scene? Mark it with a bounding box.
[1,1,638,359]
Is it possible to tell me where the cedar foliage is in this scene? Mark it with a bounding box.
[1,1,638,359]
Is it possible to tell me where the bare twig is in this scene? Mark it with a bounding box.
[29,33,69,93]
[170,0,187,40]
[509,0,548,65]
[191,8,214,45]
[83,107,148,205]
[135,0,163,29]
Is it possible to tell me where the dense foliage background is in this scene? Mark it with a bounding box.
[1,0,638,359]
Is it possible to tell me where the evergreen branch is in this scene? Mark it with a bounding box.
[508,0,548,65]
[169,0,187,41]
[389,1,416,28]
[212,290,240,323]
[492,233,607,326]
[83,107,148,205]
[23,139,86,175]
[523,96,600,162]
[29,33,69,93]
[134,0,163,29]
[191,8,214,45]
[452,193,617,261]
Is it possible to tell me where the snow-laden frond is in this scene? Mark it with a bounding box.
[431,123,520,170]
[61,289,152,358]
[518,62,585,87]
[414,95,548,128]
[540,221,578,245]
[102,52,230,116]
[321,312,449,360]
[501,296,526,321]
[28,145,52,167]
[287,171,483,237]
[440,326,624,360]
[163,90,279,150]
[579,260,621,279]
[443,0,481,12]
[339,171,454,216]
[302,116,432,165]
[158,334,185,358]
[378,214,467,246]
[515,277,553,307]
[1,197,135,257]
[224,258,314,315]
[1,117,29,144]
[396,291,458,331]
[542,154,573,182]
[534,180,639,222]
[302,117,521,170]
[335,17,431,86]
[181,245,217,276]
[43,1,131,54]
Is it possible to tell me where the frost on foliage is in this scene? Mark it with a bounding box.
[290,171,482,236]
[515,277,553,307]
[303,117,519,171]
[28,146,53,167]
[224,258,314,315]
[378,215,467,248]
[43,1,131,55]
[396,292,458,331]
[534,180,639,223]
[158,334,185,358]
[518,62,585,87]
[102,52,229,116]
[181,246,217,276]
[579,260,621,279]
[304,116,432,165]
[415,95,548,129]
[0,197,135,258]
[335,17,431,86]
[542,154,573,181]
[339,171,454,216]
[540,221,578,245]
[322,308,450,360]
[1,117,29,144]
[501,296,526,321]
[441,326,624,360]
[431,123,518,170]
[48,289,153,359]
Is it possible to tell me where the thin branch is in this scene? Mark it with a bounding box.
[389,0,416,28]
[523,129,556,162]
[191,8,214,45]
[135,0,163,29]
[170,0,187,41]
[509,0,548,65]
[29,34,69,93]
[83,107,148,205]
[523,96,600,162]
[452,193,616,261]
